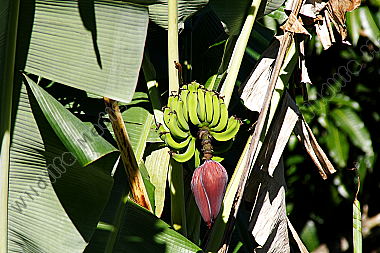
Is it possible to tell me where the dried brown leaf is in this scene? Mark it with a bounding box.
[294,116,336,179]
[281,13,311,36]
[287,0,361,49]
[326,0,361,41]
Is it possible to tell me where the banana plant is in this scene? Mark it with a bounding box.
[2,0,372,252]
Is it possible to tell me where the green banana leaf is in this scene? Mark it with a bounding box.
[353,199,362,253]
[1,0,20,252]
[347,9,361,46]
[113,200,202,253]
[19,0,149,103]
[145,146,171,217]
[300,220,319,251]
[8,82,117,252]
[139,161,156,213]
[122,108,154,162]
[358,6,380,47]
[24,75,118,167]
[330,94,361,111]
[210,0,285,35]
[148,0,209,29]
[330,108,374,166]
[325,122,349,168]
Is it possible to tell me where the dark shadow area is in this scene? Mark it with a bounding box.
[78,0,102,69]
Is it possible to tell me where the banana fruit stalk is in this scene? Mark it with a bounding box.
[158,81,241,163]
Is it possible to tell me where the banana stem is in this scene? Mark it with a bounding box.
[168,0,179,93]
[220,0,262,106]
[169,159,187,236]
[198,127,213,160]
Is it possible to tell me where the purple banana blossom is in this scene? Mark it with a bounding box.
[191,160,228,228]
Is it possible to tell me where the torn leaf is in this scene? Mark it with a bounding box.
[280,13,311,36]
[294,116,336,179]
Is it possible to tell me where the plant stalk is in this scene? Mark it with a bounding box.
[220,0,262,106]
[169,159,187,236]
[104,98,152,212]
[168,0,179,93]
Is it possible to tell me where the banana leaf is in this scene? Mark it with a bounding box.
[113,200,202,253]
[210,0,286,35]
[148,0,209,29]
[331,108,374,167]
[18,0,149,103]
[24,75,118,167]
[8,82,117,252]
[325,122,349,168]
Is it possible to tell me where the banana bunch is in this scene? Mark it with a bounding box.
[158,82,241,163]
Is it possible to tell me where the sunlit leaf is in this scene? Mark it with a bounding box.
[347,8,361,46]
[20,0,149,103]
[325,123,349,168]
[358,6,380,47]
[139,161,156,213]
[145,146,171,217]
[148,0,208,29]
[25,75,118,167]
[331,108,374,166]
[300,220,319,251]
[8,83,115,252]
[210,0,285,35]
[353,200,362,253]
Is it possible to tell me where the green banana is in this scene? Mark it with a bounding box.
[209,94,221,128]
[188,91,201,126]
[175,100,190,131]
[211,100,228,132]
[162,132,192,150]
[187,82,199,92]
[205,90,214,123]
[180,90,189,122]
[197,88,206,123]
[167,111,190,139]
[168,95,179,111]
[210,116,241,142]
[157,123,168,134]
[171,137,196,163]
[163,107,172,128]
